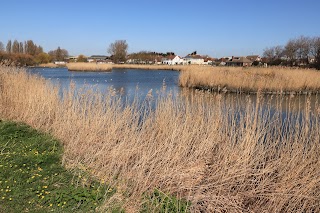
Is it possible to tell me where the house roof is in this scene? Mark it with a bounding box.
[88,55,108,59]
[228,57,252,63]
[246,55,260,61]
[166,55,177,60]
[184,54,203,59]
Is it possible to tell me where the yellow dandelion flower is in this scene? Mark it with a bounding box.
[43,186,48,189]
[41,196,44,199]
[1,197,5,199]
[63,201,66,205]
[9,198,12,201]
[49,203,53,207]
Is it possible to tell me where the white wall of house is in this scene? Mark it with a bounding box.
[183,57,205,65]
[163,56,184,65]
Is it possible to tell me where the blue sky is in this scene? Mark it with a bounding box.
[1,0,320,58]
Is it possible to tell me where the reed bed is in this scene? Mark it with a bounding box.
[179,66,320,94]
[112,64,185,71]
[66,63,186,71]
[37,63,62,68]
[1,65,320,212]
[66,62,113,71]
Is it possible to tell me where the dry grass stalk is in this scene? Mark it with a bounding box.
[1,65,320,212]
[179,66,320,93]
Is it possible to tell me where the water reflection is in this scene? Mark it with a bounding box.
[27,67,320,116]
[27,67,180,102]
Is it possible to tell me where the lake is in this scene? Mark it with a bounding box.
[27,67,319,116]
[27,67,180,101]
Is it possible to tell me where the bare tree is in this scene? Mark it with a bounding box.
[48,47,69,62]
[284,39,298,66]
[295,36,311,65]
[108,40,128,63]
[19,42,24,53]
[12,40,20,54]
[25,40,36,56]
[263,45,284,65]
[310,36,320,69]
[77,54,87,62]
[0,41,4,52]
[6,40,12,53]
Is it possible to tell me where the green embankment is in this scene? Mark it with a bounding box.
[0,121,113,212]
[0,121,190,213]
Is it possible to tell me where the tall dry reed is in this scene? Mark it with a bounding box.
[66,63,183,72]
[66,62,113,71]
[179,66,320,93]
[1,66,320,212]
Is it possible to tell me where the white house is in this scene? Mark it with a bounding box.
[162,55,183,65]
[183,55,205,65]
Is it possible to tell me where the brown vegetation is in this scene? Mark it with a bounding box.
[179,66,320,93]
[66,62,112,71]
[65,63,185,71]
[37,63,62,68]
[1,65,320,212]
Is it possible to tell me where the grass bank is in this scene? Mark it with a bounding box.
[179,66,320,94]
[0,121,113,212]
[1,66,320,212]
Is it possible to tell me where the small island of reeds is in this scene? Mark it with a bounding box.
[179,66,320,94]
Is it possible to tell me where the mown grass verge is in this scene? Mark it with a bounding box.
[0,121,114,212]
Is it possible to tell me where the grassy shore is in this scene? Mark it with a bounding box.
[179,66,320,94]
[1,66,320,212]
[0,121,113,212]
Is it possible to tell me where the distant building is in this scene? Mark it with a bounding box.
[226,56,252,67]
[246,55,261,62]
[87,55,109,63]
[54,61,66,65]
[183,55,205,65]
[162,55,183,65]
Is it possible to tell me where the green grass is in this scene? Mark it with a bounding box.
[141,189,190,213]
[0,121,114,213]
[0,120,190,212]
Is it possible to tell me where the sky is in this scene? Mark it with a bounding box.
[1,0,320,58]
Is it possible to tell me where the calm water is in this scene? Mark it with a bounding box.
[27,67,180,100]
[27,67,319,115]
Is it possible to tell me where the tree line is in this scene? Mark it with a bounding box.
[263,35,320,69]
[0,39,68,66]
